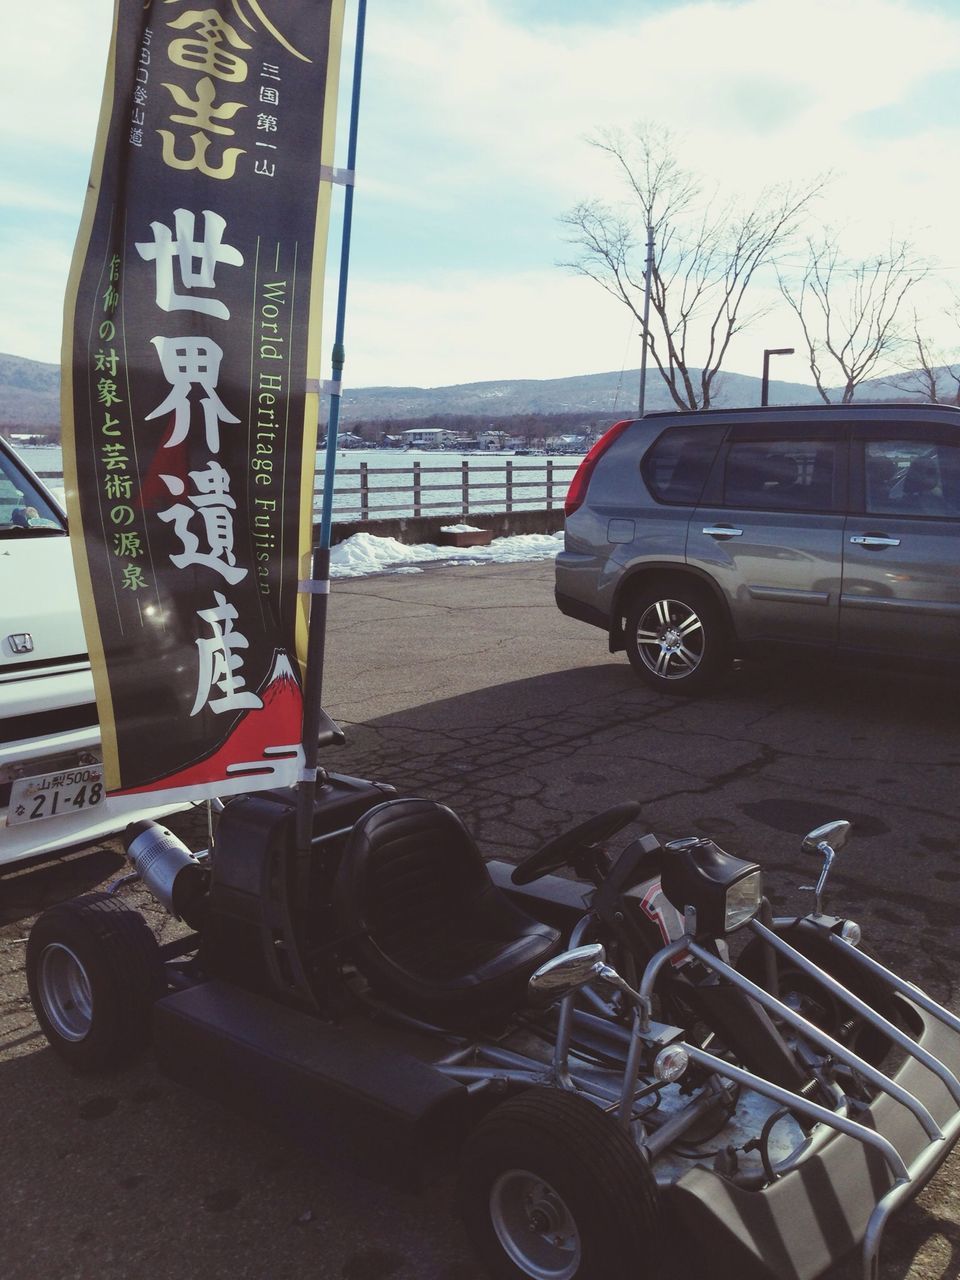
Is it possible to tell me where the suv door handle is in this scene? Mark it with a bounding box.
[702,525,743,539]
[849,535,901,548]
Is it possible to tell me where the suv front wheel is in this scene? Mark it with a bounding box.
[624,580,729,695]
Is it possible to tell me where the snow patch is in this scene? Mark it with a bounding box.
[329,529,563,579]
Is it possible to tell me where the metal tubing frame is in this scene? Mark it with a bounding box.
[637,937,694,1025]
[549,915,688,1123]
[684,939,943,1141]
[749,920,960,1105]
[436,1065,543,1088]
[440,921,960,1278]
[825,932,960,1037]
[684,1039,922,1280]
[861,1102,960,1280]
[643,1078,733,1160]
[617,1009,650,1128]
[436,1053,629,1109]
[551,913,595,1088]
[681,1041,910,1182]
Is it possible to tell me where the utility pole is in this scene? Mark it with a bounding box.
[637,221,654,417]
[761,347,794,407]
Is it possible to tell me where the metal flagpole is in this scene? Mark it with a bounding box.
[295,0,368,870]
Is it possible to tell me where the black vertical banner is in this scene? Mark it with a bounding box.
[62,0,345,800]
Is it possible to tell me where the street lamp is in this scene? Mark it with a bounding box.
[760,348,794,407]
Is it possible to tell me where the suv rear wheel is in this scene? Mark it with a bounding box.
[624,580,729,695]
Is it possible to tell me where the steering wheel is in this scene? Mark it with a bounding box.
[511,801,644,886]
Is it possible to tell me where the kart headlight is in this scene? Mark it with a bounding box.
[724,870,763,932]
[661,837,763,937]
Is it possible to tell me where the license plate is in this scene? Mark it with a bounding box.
[8,765,106,826]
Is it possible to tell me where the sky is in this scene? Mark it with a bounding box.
[3,0,960,392]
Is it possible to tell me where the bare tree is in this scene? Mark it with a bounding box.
[778,235,925,403]
[559,126,826,410]
[882,311,960,405]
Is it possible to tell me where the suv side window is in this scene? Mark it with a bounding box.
[864,439,960,517]
[642,425,725,505]
[722,439,837,512]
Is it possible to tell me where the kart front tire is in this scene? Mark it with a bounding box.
[459,1087,661,1280]
[26,892,165,1073]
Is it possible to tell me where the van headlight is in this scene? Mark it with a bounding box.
[661,837,763,937]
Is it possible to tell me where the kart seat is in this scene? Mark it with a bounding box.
[335,797,561,1025]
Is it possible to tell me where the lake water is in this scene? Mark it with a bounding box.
[16,445,582,520]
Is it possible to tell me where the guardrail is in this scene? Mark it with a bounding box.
[38,458,581,522]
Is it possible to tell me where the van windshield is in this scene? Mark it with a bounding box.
[0,445,67,538]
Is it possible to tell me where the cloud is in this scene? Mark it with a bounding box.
[4,0,960,385]
[0,0,114,153]
[0,179,84,217]
[365,0,960,207]
[339,269,643,388]
[0,231,74,363]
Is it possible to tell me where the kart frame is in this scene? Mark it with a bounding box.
[27,780,960,1280]
[114,797,960,1280]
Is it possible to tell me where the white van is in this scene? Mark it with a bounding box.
[0,438,185,867]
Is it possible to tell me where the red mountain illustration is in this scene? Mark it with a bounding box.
[117,650,303,795]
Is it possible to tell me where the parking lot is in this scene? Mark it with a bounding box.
[2,558,959,1280]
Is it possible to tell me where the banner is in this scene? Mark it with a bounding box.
[61,0,346,801]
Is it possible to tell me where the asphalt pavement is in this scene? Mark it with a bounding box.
[2,559,959,1280]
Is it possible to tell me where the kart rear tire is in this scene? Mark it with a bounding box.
[737,926,907,1066]
[26,892,165,1073]
[458,1087,662,1280]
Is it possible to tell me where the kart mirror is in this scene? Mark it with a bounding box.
[528,944,607,1002]
[800,820,851,915]
[801,820,851,857]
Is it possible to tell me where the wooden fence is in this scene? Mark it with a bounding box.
[321,458,578,520]
[39,458,580,522]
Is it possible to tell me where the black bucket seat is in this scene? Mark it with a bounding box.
[335,798,560,1025]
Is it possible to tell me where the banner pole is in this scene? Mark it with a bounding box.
[295,0,368,864]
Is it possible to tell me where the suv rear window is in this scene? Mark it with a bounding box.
[723,439,836,512]
[643,426,724,504]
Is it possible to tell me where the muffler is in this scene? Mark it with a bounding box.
[124,819,209,927]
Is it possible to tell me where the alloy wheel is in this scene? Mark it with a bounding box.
[635,597,705,680]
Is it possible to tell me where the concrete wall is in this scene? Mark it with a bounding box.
[327,507,565,546]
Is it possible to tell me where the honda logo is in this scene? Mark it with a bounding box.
[7,633,34,655]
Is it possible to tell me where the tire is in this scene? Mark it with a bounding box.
[737,926,908,1068]
[458,1087,662,1280]
[26,892,165,1072]
[624,581,728,696]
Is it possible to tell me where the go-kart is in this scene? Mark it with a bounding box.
[25,765,960,1280]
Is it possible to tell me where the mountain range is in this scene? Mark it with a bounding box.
[0,350,940,435]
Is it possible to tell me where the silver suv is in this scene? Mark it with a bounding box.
[555,404,960,694]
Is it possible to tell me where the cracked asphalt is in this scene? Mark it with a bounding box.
[2,559,959,1280]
